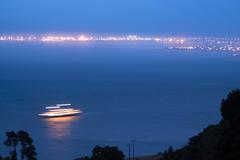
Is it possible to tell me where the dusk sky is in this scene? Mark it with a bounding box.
[0,0,240,36]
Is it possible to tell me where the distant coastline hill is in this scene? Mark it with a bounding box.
[160,89,240,160]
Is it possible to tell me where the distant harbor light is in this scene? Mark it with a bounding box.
[0,34,240,53]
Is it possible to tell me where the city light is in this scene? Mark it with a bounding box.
[0,34,240,53]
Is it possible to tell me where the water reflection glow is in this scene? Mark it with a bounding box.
[42,116,81,139]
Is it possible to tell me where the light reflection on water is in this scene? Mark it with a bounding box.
[42,116,81,139]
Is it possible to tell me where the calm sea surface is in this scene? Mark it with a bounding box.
[0,43,240,160]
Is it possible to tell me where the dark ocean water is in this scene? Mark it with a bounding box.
[0,43,240,160]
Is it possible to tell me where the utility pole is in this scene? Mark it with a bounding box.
[131,140,135,160]
[128,144,131,160]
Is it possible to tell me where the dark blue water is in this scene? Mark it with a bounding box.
[0,43,240,160]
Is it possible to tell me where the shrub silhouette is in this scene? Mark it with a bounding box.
[75,146,125,160]
[91,146,125,160]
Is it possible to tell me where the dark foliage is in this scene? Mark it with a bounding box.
[91,146,125,160]
[0,156,10,160]
[17,131,37,160]
[4,131,18,160]
[160,146,174,160]
[160,89,240,160]
[221,89,240,123]
[1,131,37,160]
[75,146,125,160]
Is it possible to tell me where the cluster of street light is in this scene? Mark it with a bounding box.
[168,37,240,53]
[0,34,186,43]
[0,34,240,54]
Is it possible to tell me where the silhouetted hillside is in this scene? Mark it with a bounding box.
[160,89,240,160]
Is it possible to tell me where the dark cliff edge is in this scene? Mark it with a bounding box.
[160,89,240,160]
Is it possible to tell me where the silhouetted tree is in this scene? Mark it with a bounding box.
[221,89,240,123]
[4,131,18,160]
[167,146,174,154]
[17,131,37,160]
[2,131,37,160]
[161,146,175,160]
[91,146,125,160]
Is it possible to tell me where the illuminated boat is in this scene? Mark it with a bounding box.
[38,104,82,118]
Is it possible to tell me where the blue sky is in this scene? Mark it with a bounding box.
[0,0,240,36]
